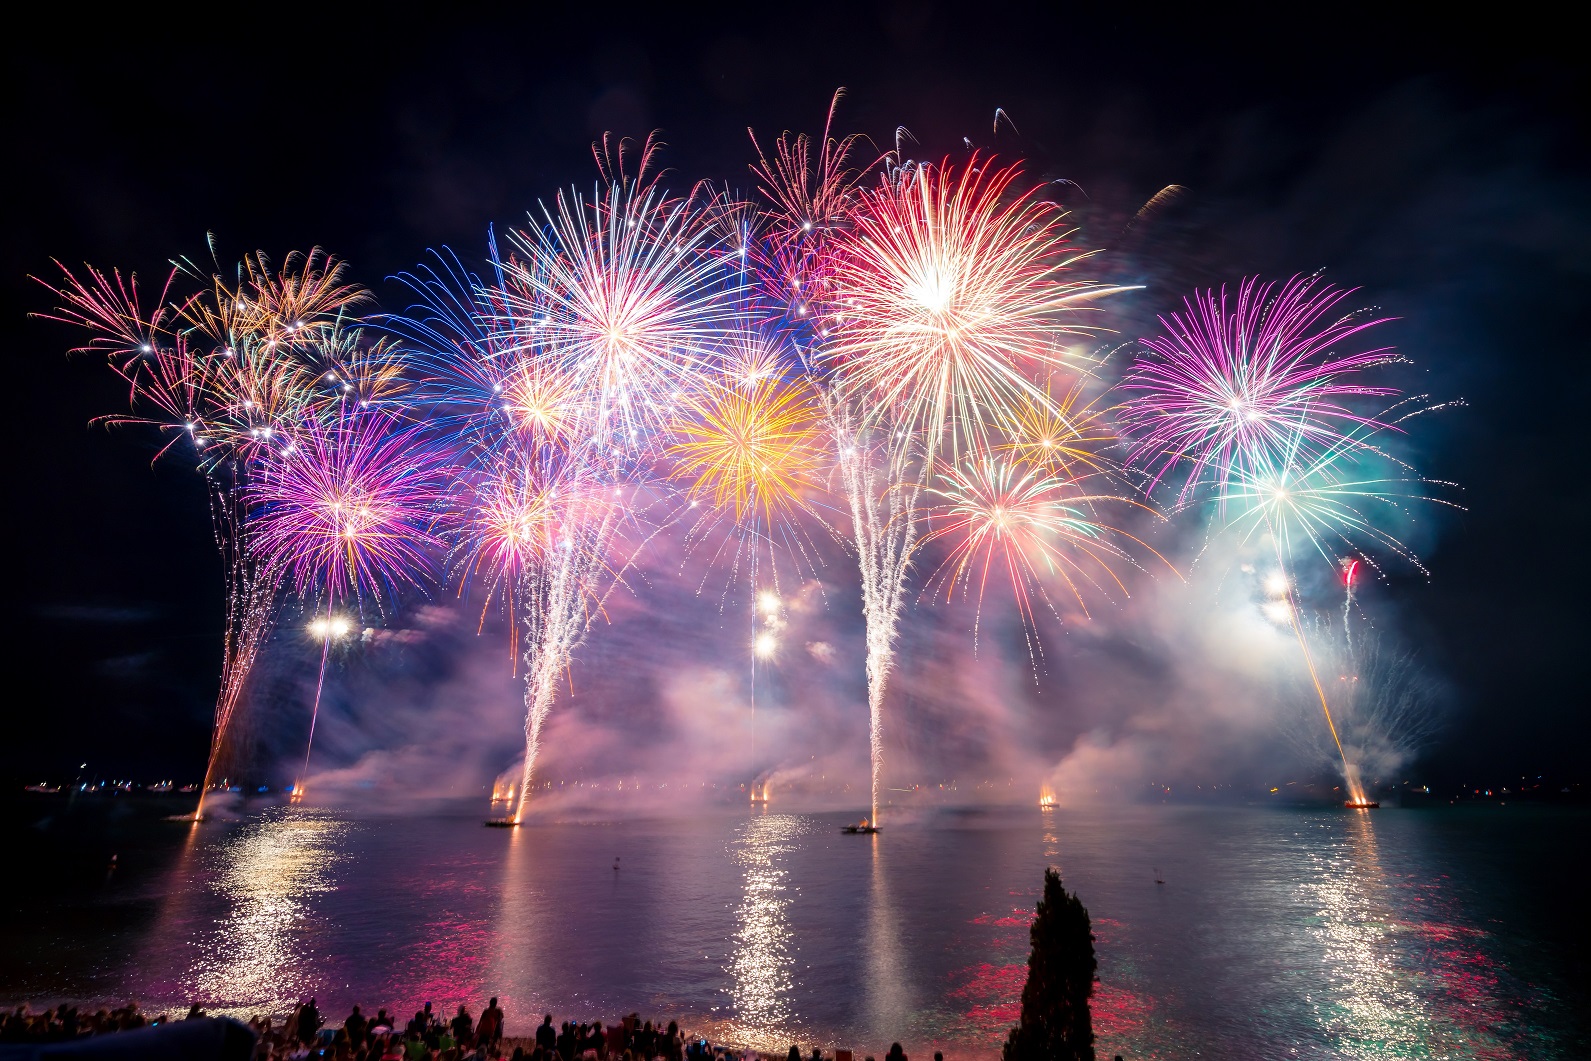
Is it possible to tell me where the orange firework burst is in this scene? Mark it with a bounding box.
[668,368,825,527]
[460,466,562,588]
[923,455,1164,653]
[501,360,586,442]
[179,247,368,350]
[998,377,1121,481]
[821,156,1122,458]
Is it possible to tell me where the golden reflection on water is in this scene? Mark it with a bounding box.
[189,808,348,1014]
[863,833,910,1042]
[1301,813,1436,1060]
[487,820,542,1020]
[721,812,803,1049]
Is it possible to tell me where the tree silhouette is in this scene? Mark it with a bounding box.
[1003,867,1096,1061]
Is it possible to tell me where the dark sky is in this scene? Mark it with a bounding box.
[5,5,1586,788]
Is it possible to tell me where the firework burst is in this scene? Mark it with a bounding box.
[397,163,720,820]
[922,454,1163,663]
[498,178,741,444]
[1123,275,1402,503]
[668,364,825,528]
[1128,277,1460,805]
[819,156,1123,459]
[248,410,449,608]
[38,250,395,816]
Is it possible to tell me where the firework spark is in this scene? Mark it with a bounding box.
[922,455,1161,662]
[1123,275,1402,503]
[820,156,1123,460]
[38,252,387,817]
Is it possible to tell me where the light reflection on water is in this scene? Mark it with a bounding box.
[5,804,1581,1059]
[720,812,803,1048]
[1301,813,1436,1058]
[184,808,348,1014]
[863,835,910,1044]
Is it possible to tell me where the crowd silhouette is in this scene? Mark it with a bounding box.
[0,999,951,1061]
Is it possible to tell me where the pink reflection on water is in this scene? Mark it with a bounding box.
[392,915,492,1011]
[1090,983,1153,1043]
[378,862,496,1011]
[946,961,1158,1059]
[948,961,1025,1039]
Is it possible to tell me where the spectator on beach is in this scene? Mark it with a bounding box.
[478,998,504,1047]
[536,1014,556,1054]
[298,999,323,1045]
[4,997,886,1061]
[449,1005,473,1046]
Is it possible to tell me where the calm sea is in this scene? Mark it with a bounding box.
[4,798,1586,1059]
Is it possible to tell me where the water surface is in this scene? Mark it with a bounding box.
[5,799,1584,1059]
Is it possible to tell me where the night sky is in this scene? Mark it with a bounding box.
[5,6,1586,790]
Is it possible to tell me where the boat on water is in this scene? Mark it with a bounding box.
[1344,800,1381,809]
[841,819,881,834]
[484,818,519,828]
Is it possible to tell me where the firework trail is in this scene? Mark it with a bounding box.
[1285,617,1442,787]
[39,250,372,817]
[1127,277,1459,804]
[749,107,1123,822]
[398,148,736,820]
[245,407,450,798]
[397,258,606,822]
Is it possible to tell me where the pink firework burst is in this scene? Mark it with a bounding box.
[1122,274,1402,504]
[249,410,451,608]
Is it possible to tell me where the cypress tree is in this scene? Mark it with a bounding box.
[1002,867,1096,1061]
